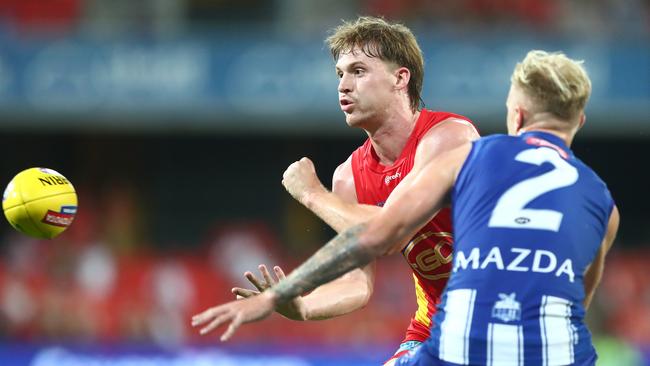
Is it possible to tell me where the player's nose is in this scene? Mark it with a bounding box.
[338,73,353,93]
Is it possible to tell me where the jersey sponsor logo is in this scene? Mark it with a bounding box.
[492,293,521,322]
[403,231,453,281]
[453,246,575,282]
[384,172,401,185]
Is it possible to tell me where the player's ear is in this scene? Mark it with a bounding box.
[514,106,525,134]
[578,113,586,130]
[394,67,410,91]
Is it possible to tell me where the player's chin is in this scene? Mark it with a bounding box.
[344,113,363,127]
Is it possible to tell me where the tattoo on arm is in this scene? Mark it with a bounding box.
[272,223,375,304]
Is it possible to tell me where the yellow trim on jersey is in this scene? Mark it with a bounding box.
[413,274,432,327]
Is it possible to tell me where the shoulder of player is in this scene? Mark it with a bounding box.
[426,116,479,140]
[414,117,480,158]
[333,156,353,181]
[420,109,477,133]
[332,156,357,202]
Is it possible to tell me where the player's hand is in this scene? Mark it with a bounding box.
[191,291,276,341]
[282,157,326,205]
[232,264,309,321]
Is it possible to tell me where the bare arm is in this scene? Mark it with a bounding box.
[272,143,472,305]
[191,143,472,340]
[284,118,479,232]
[412,118,479,173]
[283,156,379,232]
[191,119,477,338]
[294,158,376,320]
[233,158,377,321]
[583,205,619,309]
[287,119,478,245]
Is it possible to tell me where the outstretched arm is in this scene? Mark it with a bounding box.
[191,142,472,340]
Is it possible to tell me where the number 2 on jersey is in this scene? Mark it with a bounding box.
[488,147,578,232]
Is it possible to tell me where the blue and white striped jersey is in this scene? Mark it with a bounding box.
[422,131,614,366]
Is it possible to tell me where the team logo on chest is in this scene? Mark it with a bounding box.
[402,231,453,281]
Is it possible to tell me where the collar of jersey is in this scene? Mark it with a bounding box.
[520,130,574,158]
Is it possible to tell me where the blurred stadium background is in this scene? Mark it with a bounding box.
[0,0,648,365]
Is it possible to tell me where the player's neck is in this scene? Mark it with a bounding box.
[366,109,420,165]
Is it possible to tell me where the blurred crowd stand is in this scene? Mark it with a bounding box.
[0,200,415,348]
[0,0,647,37]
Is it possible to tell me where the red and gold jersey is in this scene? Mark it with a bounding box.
[350,109,475,343]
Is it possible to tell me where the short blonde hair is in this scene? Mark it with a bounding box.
[511,50,592,120]
[326,16,424,112]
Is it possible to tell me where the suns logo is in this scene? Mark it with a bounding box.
[402,231,453,281]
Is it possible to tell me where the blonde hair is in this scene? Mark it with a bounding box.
[511,50,592,120]
[326,16,424,112]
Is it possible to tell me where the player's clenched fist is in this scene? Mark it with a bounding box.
[282,157,326,205]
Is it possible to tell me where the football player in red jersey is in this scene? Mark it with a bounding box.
[199,16,479,363]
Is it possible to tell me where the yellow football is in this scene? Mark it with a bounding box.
[2,168,77,239]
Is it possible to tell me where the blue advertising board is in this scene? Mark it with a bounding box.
[0,32,647,134]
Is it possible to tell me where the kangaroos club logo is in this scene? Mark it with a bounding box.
[492,293,521,322]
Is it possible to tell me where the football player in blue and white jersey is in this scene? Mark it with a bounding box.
[192,50,619,366]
